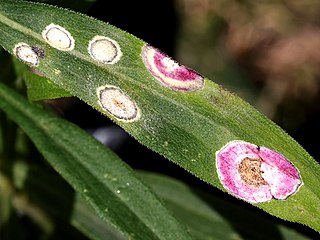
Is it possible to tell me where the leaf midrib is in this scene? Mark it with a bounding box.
[0,9,233,140]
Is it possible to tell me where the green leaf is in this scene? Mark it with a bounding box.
[24,70,72,100]
[11,160,125,240]
[26,0,97,13]
[140,172,313,240]
[0,82,192,240]
[0,0,319,232]
[13,159,312,240]
[71,195,126,240]
[12,58,72,100]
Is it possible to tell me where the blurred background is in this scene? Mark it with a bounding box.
[172,0,320,162]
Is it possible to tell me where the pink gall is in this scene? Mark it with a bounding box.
[216,140,302,203]
[142,44,204,92]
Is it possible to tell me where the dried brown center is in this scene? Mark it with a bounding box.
[112,99,126,111]
[238,157,267,187]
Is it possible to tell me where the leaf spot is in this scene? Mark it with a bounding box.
[97,85,140,122]
[13,42,39,66]
[88,36,122,64]
[142,44,204,92]
[42,24,75,51]
[216,140,302,203]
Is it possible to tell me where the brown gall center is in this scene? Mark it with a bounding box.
[112,98,127,111]
[238,157,267,187]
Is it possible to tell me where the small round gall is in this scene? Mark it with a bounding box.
[42,24,75,51]
[88,36,122,64]
[142,44,204,92]
[216,140,302,203]
[13,43,39,66]
[97,85,140,122]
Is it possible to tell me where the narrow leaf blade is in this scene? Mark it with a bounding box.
[140,172,313,240]
[12,161,125,240]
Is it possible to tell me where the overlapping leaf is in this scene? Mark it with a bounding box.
[0,82,191,240]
